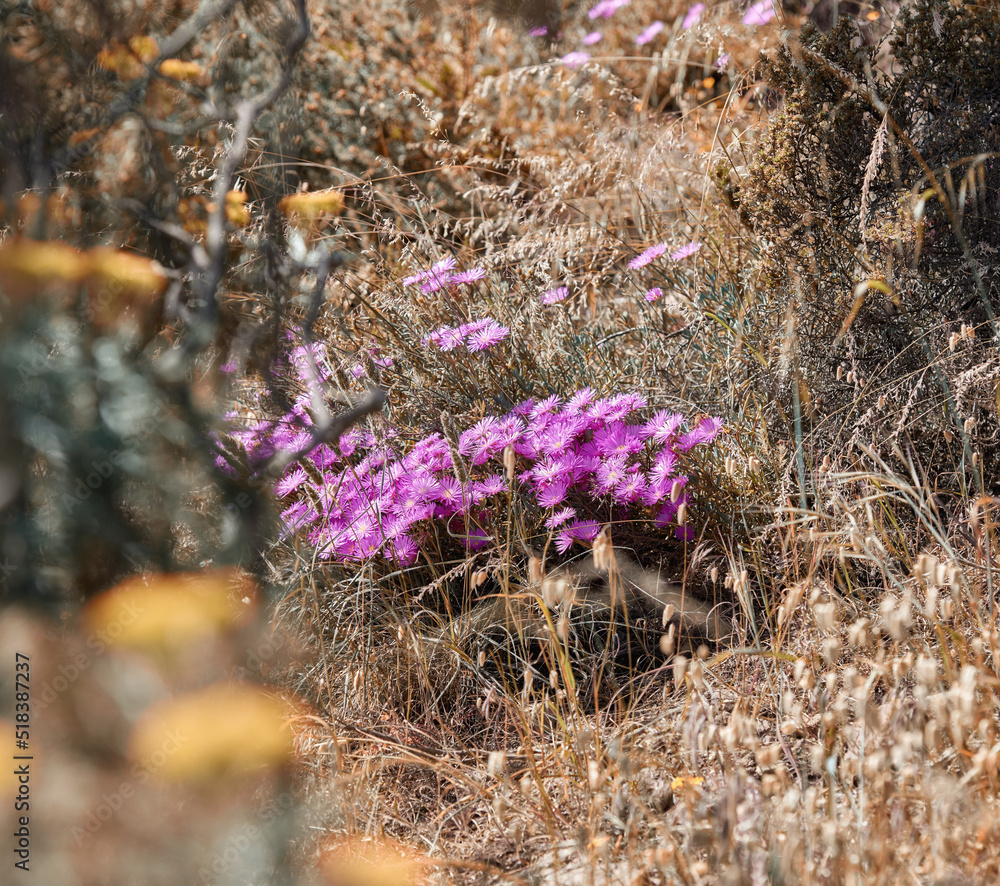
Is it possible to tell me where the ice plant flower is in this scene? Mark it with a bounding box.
[742,0,775,25]
[588,0,629,18]
[683,3,705,28]
[450,267,487,285]
[677,416,724,450]
[670,241,702,261]
[466,321,509,352]
[644,287,663,302]
[628,243,668,269]
[542,286,569,304]
[403,256,456,287]
[561,51,591,69]
[635,21,664,45]
[256,334,724,563]
[583,31,603,45]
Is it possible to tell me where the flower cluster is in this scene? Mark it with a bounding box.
[424,318,510,352]
[742,0,775,26]
[402,258,487,293]
[635,21,664,45]
[588,0,630,19]
[243,338,723,566]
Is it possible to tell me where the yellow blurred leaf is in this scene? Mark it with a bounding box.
[130,683,295,783]
[129,36,158,63]
[86,247,167,298]
[670,776,704,791]
[226,189,251,226]
[279,189,344,224]
[96,44,144,80]
[85,569,256,654]
[0,239,89,298]
[159,58,205,82]
[318,838,427,886]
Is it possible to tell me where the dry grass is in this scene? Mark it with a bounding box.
[5,0,1000,884]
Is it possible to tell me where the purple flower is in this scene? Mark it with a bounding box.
[467,321,509,352]
[220,360,237,374]
[677,416,723,451]
[644,287,664,302]
[583,31,603,45]
[561,51,591,69]
[460,417,505,464]
[426,325,464,351]
[635,21,664,45]
[570,519,600,542]
[682,3,705,28]
[450,268,487,285]
[565,388,596,414]
[537,414,589,455]
[511,398,536,418]
[388,535,419,565]
[714,53,730,70]
[649,449,680,486]
[654,500,680,527]
[614,471,648,504]
[473,474,507,502]
[555,527,576,554]
[435,477,470,515]
[274,468,307,498]
[541,286,569,304]
[529,25,549,36]
[532,395,563,418]
[643,410,685,445]
[670,241,702,261]
[454,522,490,551]
[546,507,576,528]
[594,456,630,495]
[536,479,571,508]
[742,0,775,25]
[592,421,645,458]
[530,456,571,487]
[403,256,457,287]
[588,0,629,19]
[628,242,668,269]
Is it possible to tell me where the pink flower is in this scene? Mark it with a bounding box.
[583,31,603,45]
[714,53,730,70]
[546,507,576,528]
[403,256,456,287]
[542,286,569,304]
[614,471,648,504]
[644,287,664,302]
[588,0,629,19]
[635,21,664,45]
[561,51,591,69]
[566,388,596,413]
[426,325,464,351]
[450,267,487,285]
[670,241,702,261]
[536,480,571,508]
[594,456,629,495]
[529,25,549,36]
[628,242,668,269]
[742,1,774,25]
[682,3,705,28]
[467,322,509,352]
[677,416,724,451]
[643,410,685,445]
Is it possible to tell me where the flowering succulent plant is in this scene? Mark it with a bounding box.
[223,335,723,568]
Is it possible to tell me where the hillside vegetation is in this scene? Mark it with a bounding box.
[3,1,1000,884]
